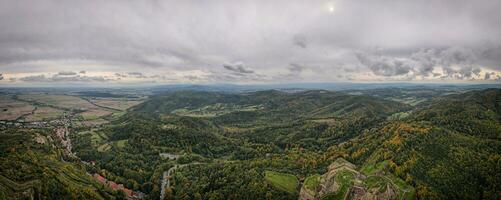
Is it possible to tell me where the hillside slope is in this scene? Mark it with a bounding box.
[339,89,501,199]
[0,128,122,199]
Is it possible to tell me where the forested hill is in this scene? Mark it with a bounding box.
[413,88,501,139]
[5,88,499,199]
[339,89,501,199]
[0,128,124,199]
[131,90,409,121]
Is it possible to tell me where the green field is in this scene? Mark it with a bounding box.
[97,143,111,152]
[115,139,127,148]
[360,160,389,175]
[364,176,388,192]
[387,174,415,200]
[304,174,321,191]
[322,170,356,200]
[264,170,298,194]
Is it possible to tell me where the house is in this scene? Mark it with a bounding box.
[133,191,145,199]
[93,173,136,198]
[108,181,119,190]
[123,188,133,197]
[159,153,181,160]
[93,173,107,184]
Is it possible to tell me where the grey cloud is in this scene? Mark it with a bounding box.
[149,75,165,79]
[206,68,270,83]
[128,72,147,78]
[223,62,254,74]
[128,72,143,76]
[19,75,47,82]
[289,63,305,73]
[411,47,489,79]
[183,75,199,81]
[279,63,306,80]
[114,73,127,78]
[358,46,496,80]
[458,66,481,79]
[293,34,307,48]
[1,0,501,83]
[356,52,411,76]
[440,66,482,80]
[51,75,108,82]
[440,47,477,66]
[79,70,86,74]
[57,71,77,76]
[409,49,439,76]
[19,74,111,82]
[0,74,3,80]
[484,72,495,80]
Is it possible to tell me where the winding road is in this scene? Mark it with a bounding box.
[160,162,203,200]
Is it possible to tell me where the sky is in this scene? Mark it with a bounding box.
[1,0,501,86]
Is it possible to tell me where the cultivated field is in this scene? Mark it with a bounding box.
[15,93,123,125]
[17,94,96,110]
[89,98,143,111]
[0,95,35,120]
[24,107,65,122]
[78,119,109,127]
[79,109,112,120]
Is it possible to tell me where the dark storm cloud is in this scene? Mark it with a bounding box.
[1,0,501,83]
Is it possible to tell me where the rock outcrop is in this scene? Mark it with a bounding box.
[298,158,404,200]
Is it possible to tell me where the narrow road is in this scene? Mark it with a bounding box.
[81,97,122,112]
[160,162,202,200]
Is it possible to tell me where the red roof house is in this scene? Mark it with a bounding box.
[93,174,107,184]
[123,188,133,197]
[108,181,119,190]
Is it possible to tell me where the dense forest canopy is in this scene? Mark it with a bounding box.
[1,87,500,199]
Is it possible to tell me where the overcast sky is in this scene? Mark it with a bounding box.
[1,0,500,85]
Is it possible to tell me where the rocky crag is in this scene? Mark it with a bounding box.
[299,158,412,200]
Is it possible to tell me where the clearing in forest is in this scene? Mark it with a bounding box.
[264,170,299,194]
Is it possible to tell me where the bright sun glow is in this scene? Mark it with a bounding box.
[325,2,336,13]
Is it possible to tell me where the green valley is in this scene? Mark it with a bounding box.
[1,86,500,199]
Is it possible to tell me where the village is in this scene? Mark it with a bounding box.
[0,106,145,199]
